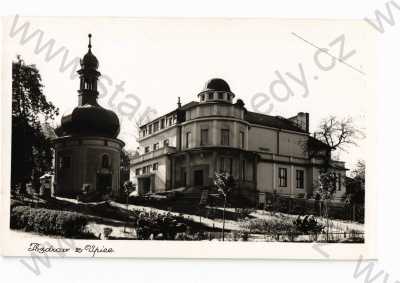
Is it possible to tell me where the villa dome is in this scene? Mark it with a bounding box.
[203,78,231,92]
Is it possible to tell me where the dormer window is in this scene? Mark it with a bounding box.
[218,92,223,100]
[208,92,213,100]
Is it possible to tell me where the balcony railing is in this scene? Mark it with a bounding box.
[132,146,176,164]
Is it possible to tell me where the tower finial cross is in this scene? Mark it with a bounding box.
[88,33,92,50]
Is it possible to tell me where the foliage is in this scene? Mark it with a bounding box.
[316,170,338,201]
[293,215,324,235]
[240,215,300,241]
[240,214,325,242]
[12,56,59,192]
[174,232,207,241]
[10,206,91,237]
[123,180,135,196]
[214,172,237,241]
[214,172,236,199]
[132,210,194,240]
[346,160,365,205]
[235,208,255,220]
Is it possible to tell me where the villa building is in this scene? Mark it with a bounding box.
[131,78,346,203]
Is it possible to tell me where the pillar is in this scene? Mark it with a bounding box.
[185,152,191,187]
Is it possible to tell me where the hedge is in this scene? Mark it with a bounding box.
[10,206,90,237]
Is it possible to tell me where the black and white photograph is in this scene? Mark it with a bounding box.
[1,16,376,259]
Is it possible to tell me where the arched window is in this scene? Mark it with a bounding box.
[102,154,110,168]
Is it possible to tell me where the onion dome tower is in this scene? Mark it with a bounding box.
[55,34,120,138]
[52,34,124,199]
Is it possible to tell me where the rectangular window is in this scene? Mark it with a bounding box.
[200,129,209,145]
[163,139,169,147]
[221,129,230,146]
[160,119,165,129]
[144,146,150,153]
[153,143,159,151]
[239,131,245,149]
[218,92,223,100]
[208,92,213,100]
[185,132,191,148]
[153,122,159,132]
[168,117,173,126]
[153,163,159,171]
[279,168,287,187]
[296,170,304,189]
[338,173,342,191]
[148,125,152,135]
[135,168,140,176]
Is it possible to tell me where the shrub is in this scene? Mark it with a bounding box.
[11,206,90,237]
[268,218,299,241]
[133,211,190,240]
[174,232,207,241]
[239,215,320,241]
[294,215,324,241]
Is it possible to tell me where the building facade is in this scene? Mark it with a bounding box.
[52,35,124,198]
[132,78,346,203]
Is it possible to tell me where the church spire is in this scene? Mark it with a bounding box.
[77,33,100,106]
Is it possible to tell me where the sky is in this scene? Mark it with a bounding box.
[4,17,375,171]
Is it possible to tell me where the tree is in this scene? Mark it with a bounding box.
[351,160,365,189]
[122,180,135,233]
[12,56,59,193]
[214,172,236,241]
[345,160,365,221]
[314,171,338,241]
[314,116,358,153]
[310,116,361,238]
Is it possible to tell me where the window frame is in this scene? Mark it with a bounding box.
[279,167,288,187]
[153,163,159,171]
[296,169,304,189]
[185,131,191,148]
[163,139,169,147]
[200,128,209,146]
[221,129,230,146]
[239,131,245,148]
[101,154,110,168]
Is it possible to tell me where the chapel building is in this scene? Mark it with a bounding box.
[52,34,124,198]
